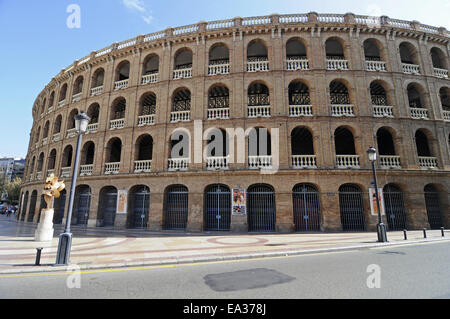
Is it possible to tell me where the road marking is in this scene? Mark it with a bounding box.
[369,239,449,250]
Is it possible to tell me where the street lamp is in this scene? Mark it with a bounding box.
[55,112,90,265]
[367,146,388,243]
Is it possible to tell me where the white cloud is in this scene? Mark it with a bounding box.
[121,0,153,24]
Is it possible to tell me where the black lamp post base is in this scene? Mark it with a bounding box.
[377,223,388,243]
[55,232,73,266]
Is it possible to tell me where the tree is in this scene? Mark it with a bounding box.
[5,177,22,204]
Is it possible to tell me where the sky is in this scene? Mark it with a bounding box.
[0,0,449,159]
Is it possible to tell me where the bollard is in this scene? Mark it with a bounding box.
[441,227,445,237]
[403,229,407,240]
[35,248,43,266]
[423,228,427,239]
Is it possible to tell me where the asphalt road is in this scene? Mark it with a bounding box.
[1,240,449,299]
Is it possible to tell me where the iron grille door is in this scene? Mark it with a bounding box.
[27,194,37,222]
[424,188,443,229]
[248,185,275,232]
[205,185,231,231]
[339,185,365,231]
[76,193,91,225]
[293,184,321,231]
[164,186,188,230]
[383,185,406,230]
[53,193,66,224]
[132,190,150,229]
[21,195,28,221]
[103,192,117,227]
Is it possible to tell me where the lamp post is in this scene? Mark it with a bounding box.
[55,112,90,265]
[367,146,388,243]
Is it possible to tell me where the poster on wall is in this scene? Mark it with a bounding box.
[232,188,246,216]
[116,189,128,214]
[369,188,385,216]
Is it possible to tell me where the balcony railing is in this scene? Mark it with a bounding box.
[80,164,93,176]
[104,162,120,174]
[247,59,269,72]
[418,157,438,169]
[36,171,42,180]
[248,155,272,169]
[331,105,355,117]
[114,79,129,90]
[289,105,313,117]
[443,110,450,121]
[248,105,271,118]
[72,92,82,103]
[327,59,349,70]
[137,114,155,126]
[173,67,192,80]
[90,86,103,96]
[373,105,394,118]
[170,110,190,123]
[109,118,125,130]
[142,73,159,85]
[47,106,54,114]
[365,61,387,72]
[66,128,77,138]
[52,133,60,142]
[402,63,420,75]
[61,167,71,178]
[208,63,230,76]
[134,160,152,173]
[379,155,401,169]
[336,155,360,169]
[86,123,98,134]
[292,155,317,169]
[410,108,429,120]
[206,156,229,170]
[286,59,309,71]
[433,68,448,78]
[46,169,55,178]
[58,100,65,108]
[207,107,230,120]
[168,158,189,171]
[42,137,48,146]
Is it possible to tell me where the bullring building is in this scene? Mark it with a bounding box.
[19,13,449,233]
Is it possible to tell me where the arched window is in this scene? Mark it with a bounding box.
[111,98,126,120]
[106,138,122,163]
[399,42,419,65]
[288,81,310,105]
[49,91,55,108]
[209,44,229,65]
[43,121,50,139]
[286,38,307,60]
[430,47,448,70]
[37,152,44,172]
[135,135,153,161]
[91,68,105,88]
[376,128,396,156]
[73,76,83,95]
[439,87,450,111]
[59,84,67,103]
[47,149,57,170]
[172,89,191,112]
[248,82,269,106]
[143,54,159,75]
[415,130,432,157]
[81,142,95,165]
[208,85,229,109]
[67,109,79,129]
[247,39,268,61]
[62,145,73,167]
[370,82,389,106]
[334,127,356,155]
[116,61,130,81]
[407,84,424,108]
[87,103,100,124]
[326,38,345,59]
[330,80,350,105]
[174,49,193,70]
[363,39,382,61]
[139,92,156,115]
[53,115,62,134]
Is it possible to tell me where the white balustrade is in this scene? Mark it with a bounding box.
[206,19,234,30]
[72,92,82,103]
[206,156,229,170]
[248,155,272,169]
[286,59,309,71]
[104,162,120,174]
[173,24,198,35]
[365,61,386,72]
[117,39,136,50]
[52,133,60,142]
[114,79,129,90]
[208,63,230,76]
[418,157,438,169]
[247,59,269,72]
[379,156,401,169]
[66,128,77,138]
[317,14,345,23]
[443,110,450,121]
[34,143,38,149]
[86,123,98,134]
[137,114,155,126]
[80,164,93,176]
[109,118,125,130]
[433,68,448,78]
[410,108,429,120]
[36,171,42,180]
[327,59,349,70]
[242,16,271,26]
[331,105,355,117]
[248,105,271,118]
[289,105,313,117]
[279,14,308,24]
[46,169,55,178]
[61,167,71,178]
[336,155,360,169]
[134,160,152,173]
[90,86,103,96]
[170,111,190,123]
[42,137,48,146]
[292,155,317,169]
[47,106,53,114]
[372,105,394,118]
[402,63,420,74]
[173,68,192,80]
[168,158,189,171]
[141,73,159,85]
[207,108,230,120]
[57,100,65,108]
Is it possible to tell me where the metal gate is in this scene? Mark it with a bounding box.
[383,184,407,230]
[21,193,28,221]
[424,185,443,229]
[247,184,276,232]
[102,191,117,227]
[53,191,66,224]
[293,184,321,232]
[164,185,188,230]
[131,187,150,229]
[76,192,91,225]
[339,184,365,231]
[204,184,231,231]
[27,192,37,222]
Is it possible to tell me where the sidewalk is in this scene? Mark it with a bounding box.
[0,216,448,275]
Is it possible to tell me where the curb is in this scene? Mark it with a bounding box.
[1,237,449,276]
